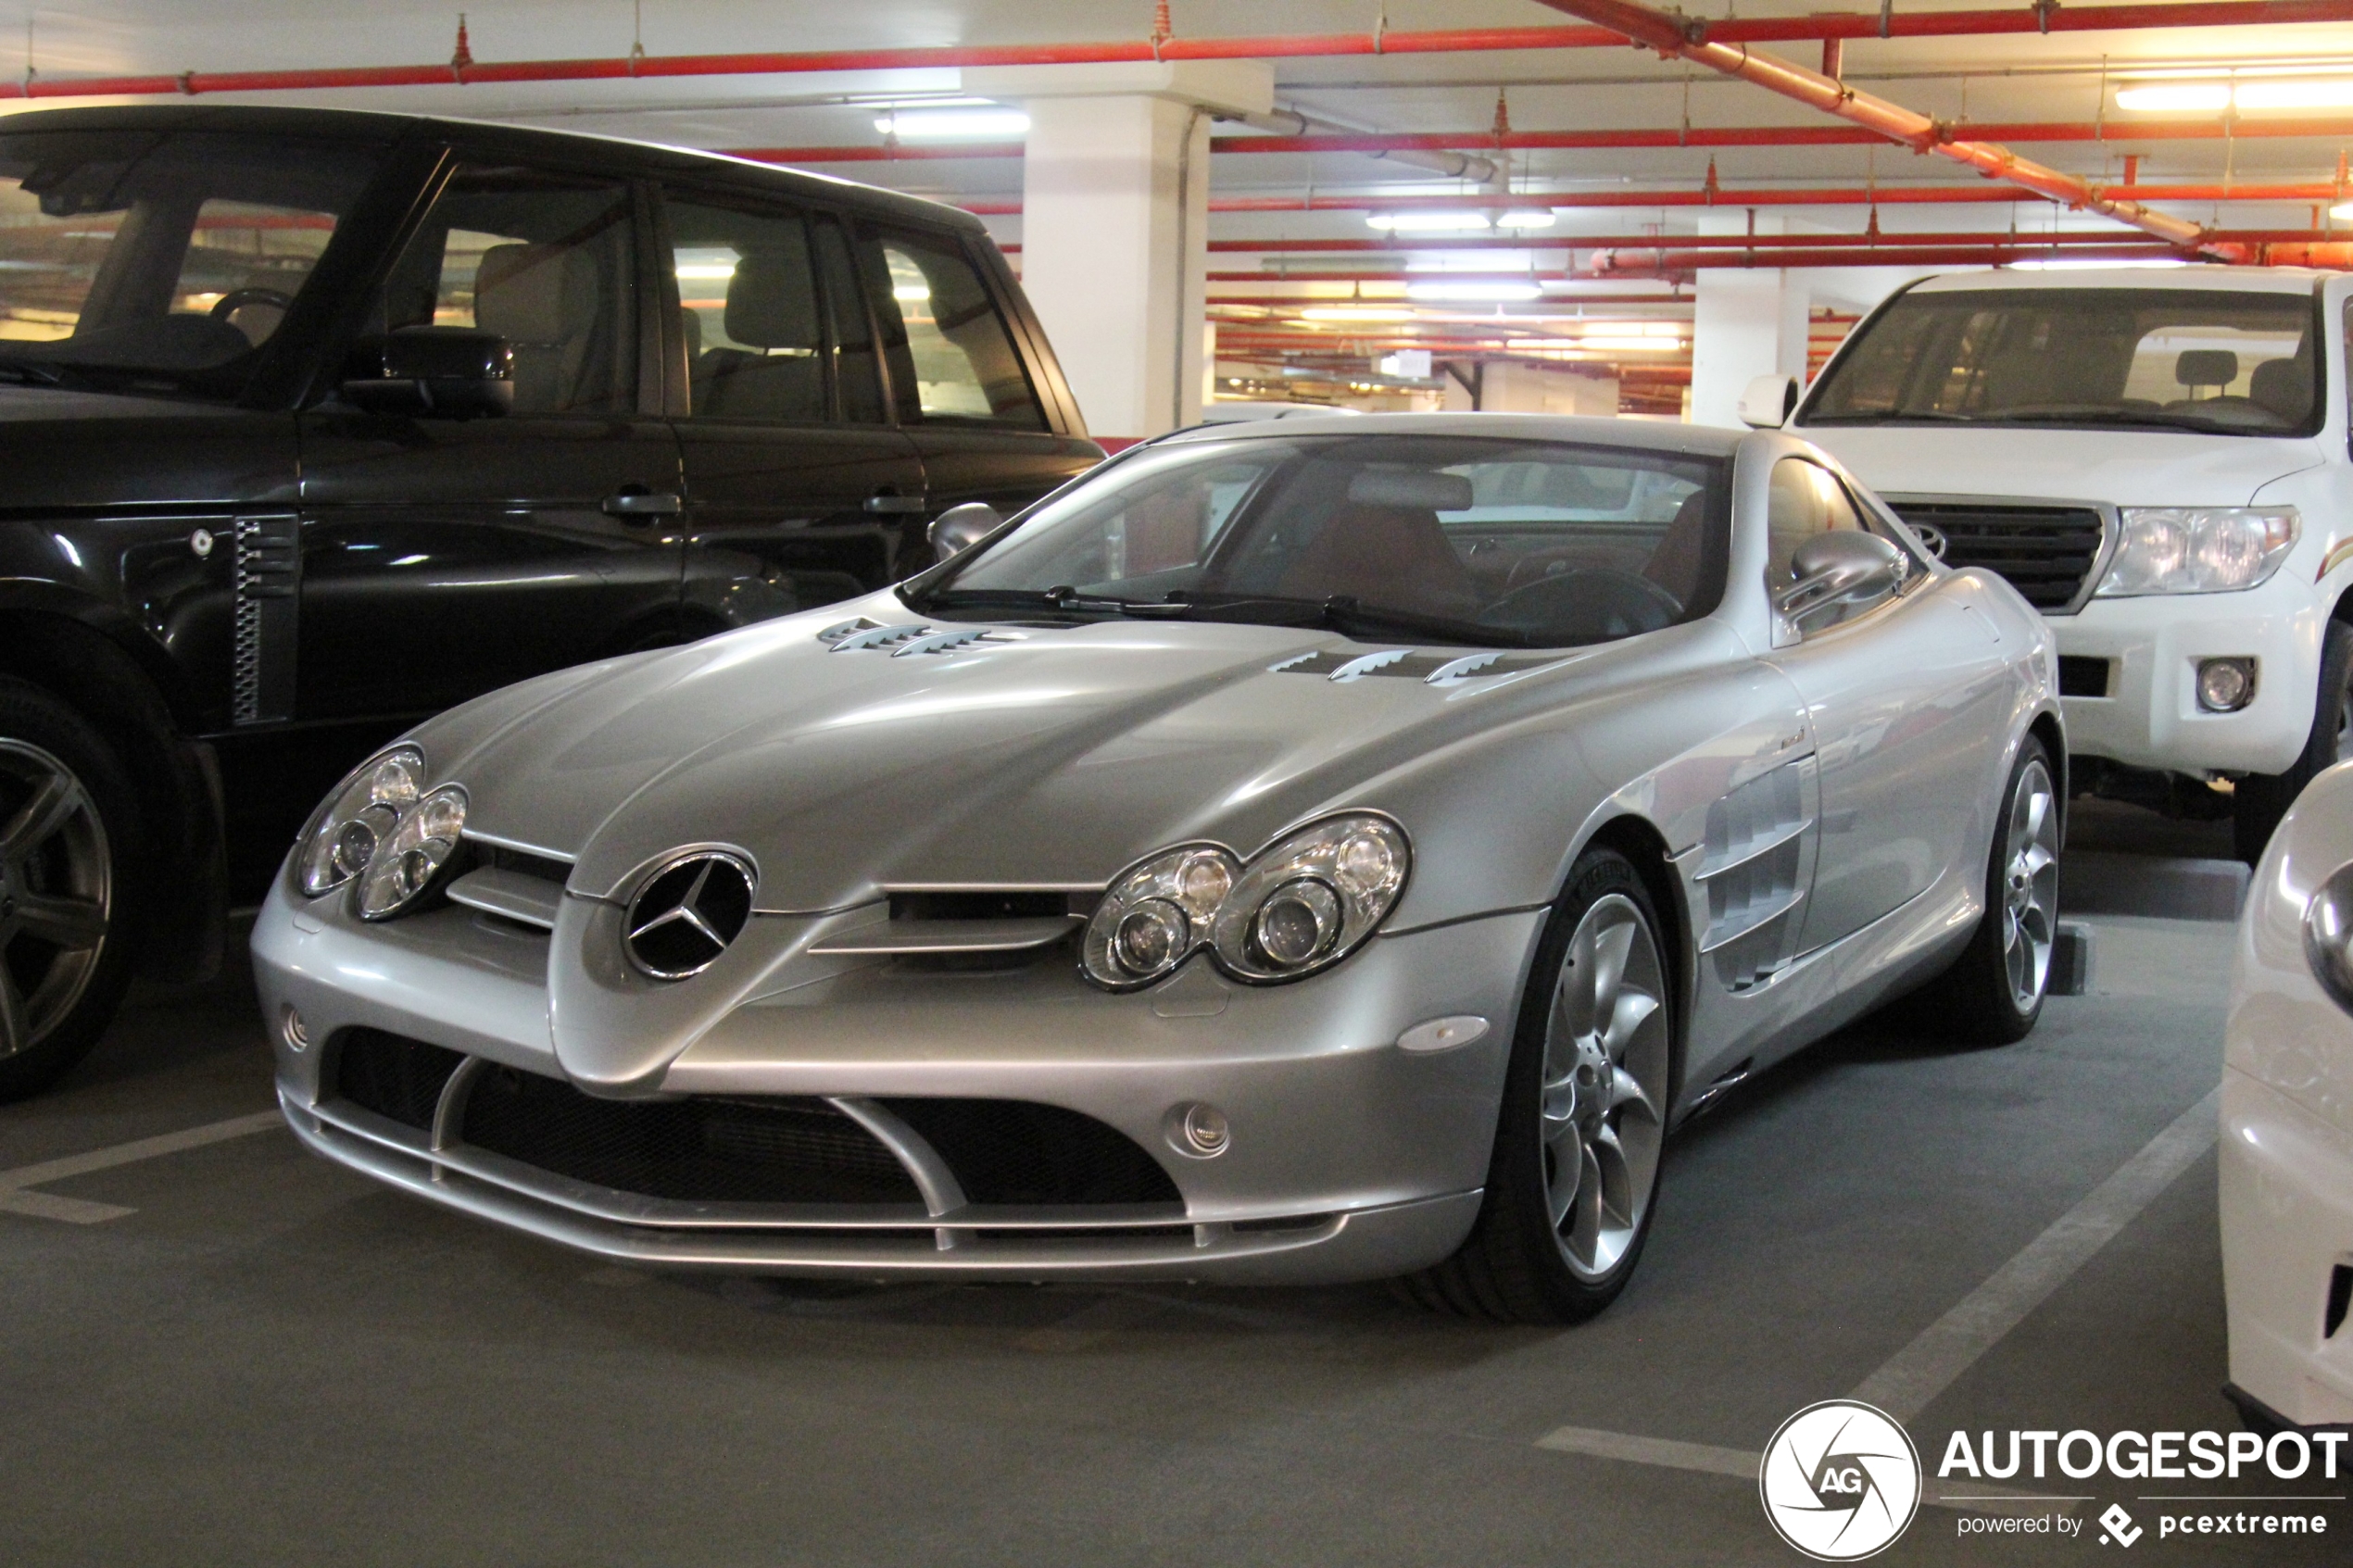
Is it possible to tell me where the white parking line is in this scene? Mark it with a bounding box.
[1535,1086,2221,1506]
[0,1110,284,1224]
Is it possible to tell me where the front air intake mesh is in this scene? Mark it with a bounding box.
[459,1070,923,1205]
[331,1028,465,1132]
[880,1098,1181,1206]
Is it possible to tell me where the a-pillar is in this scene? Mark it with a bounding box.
[967,61,1274,442]
[1687,213,1811,428]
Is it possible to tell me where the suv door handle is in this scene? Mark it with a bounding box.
[863,493,928,515]
[603,491,683,520]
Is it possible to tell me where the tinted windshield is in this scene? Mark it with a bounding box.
[1805,286,2322,436]
[924,433,1729,648]
[0,129,385,393]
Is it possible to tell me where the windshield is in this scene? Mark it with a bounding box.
[0,129,386,394]
[918,433,1730,649]
[1804,286,2323,436]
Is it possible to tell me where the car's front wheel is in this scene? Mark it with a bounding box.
[0,678,143,1102]
[1398,847,1674,1323]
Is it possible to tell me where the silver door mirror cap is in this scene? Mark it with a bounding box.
[1775,530,1906,633]
[928,501,1005,564]
[1737,372,1800,430]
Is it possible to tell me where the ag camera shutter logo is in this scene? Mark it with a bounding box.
[1760,1400,1923,1561]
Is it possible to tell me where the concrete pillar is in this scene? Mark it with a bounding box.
[1688,213,1810,429]
[966,61,1273,441]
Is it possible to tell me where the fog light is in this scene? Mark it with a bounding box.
[281,1006,311,1052]
[2196,657,2258,712]
[1167,1101,1230,1159]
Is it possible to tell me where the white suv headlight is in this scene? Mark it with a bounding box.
[2095,507,2298,596]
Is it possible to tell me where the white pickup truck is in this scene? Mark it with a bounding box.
[1746,267,2353,860]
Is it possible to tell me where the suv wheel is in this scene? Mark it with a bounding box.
[2235,620,2353,865]
[0,678,144,1101]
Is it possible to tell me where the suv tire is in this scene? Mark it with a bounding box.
[2235,620,2353,865]
[0,678,145,1101]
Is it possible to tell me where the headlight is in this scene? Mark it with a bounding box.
[1083,846,1239,989]
[2302,860,2353,1018]
[296,746,424,897]
[356,784,467,920]
[1081,813,1410,990]
[2095,507,2298,596]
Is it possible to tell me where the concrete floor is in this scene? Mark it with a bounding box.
[0,800,2324,1567]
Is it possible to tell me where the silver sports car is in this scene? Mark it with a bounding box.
[254,413,2061,1322]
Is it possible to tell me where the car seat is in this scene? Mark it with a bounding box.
[473,243,601,413]
[695,249,825,421]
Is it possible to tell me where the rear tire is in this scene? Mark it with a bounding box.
[2235,619,2353,865]
[1913,735,2059,1047]
[1400,848,1675,1324]
[0,679,145,1102]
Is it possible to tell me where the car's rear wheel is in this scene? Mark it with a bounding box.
[2234,619,2353,865]
[1912,736,2059,1047]
[0,679,143,1102]
[1398,847,1674,1323]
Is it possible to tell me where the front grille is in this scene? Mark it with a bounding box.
[1887,500,2106,610]
[2058,656,2112,697]
[882,1098,1181,1206]
[459,1071,923,1205]
[331,1028,464,1131]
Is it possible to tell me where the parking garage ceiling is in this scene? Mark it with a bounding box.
[9,0,2353,397]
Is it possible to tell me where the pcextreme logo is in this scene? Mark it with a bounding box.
[1760,1400,1924,1561]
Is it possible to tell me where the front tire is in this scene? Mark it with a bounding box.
[1399,848,1674,1323]
[0,679,144,1102]
[2234,619,2353,865]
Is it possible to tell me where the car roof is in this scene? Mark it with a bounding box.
[0,103,987,233]
[1909,265,2332,295]
[1159,410,1749,458]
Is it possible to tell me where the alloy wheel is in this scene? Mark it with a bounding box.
[0,740,112,1061]
[2001,757,2060,1014]
[1540,892,1670,1283]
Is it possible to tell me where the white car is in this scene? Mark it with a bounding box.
[1755,267,2353,861]
[2223,758,2353,1430]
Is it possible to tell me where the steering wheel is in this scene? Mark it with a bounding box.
[1482,566,1683,639]
[209,287,294,321]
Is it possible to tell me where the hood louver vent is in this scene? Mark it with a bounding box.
[818,619,1027,656]
[1270,649,1567,684]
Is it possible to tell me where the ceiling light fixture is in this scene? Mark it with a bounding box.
[2112,82,2233,112]
[1494,210,1558,229]
[875,107,1030,140]
[1405,282,1542,302]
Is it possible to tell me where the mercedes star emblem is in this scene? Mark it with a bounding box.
[623,851,755,979]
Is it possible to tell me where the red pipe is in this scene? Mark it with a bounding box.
[0,3,2343,102]
[1589,242,2200,270]
[1198,230,2308,254]
[1177,182,2341,216]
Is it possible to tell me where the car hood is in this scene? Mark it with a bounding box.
[1796,424,2323,508]
[424,593,1659,916]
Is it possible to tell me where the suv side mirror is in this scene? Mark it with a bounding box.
[1738,373,1800,429]
[928,501,1004,563]
[1775,531,1906,634]
[341,328,514,419]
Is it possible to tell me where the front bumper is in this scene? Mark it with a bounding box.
[2220,1067,2353,1427]
[2054,583,2322,776]
[253,882,1541,1284]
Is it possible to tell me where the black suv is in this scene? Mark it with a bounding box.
[0,105,1101,1097]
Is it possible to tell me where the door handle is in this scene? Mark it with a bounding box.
[863,493,928,515]
[602,491,683,520]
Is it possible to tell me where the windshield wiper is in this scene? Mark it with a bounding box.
[913,584,1199,618]
[1981,406,2283,435]
[1801,409,1982,425]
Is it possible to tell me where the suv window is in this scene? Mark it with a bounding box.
[0,129,384,390]
[378,166,636,416]
[662,197,887,424]
[864,228,1044,429]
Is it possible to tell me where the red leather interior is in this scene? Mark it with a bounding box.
[1640,491,1711,608]
[1276,504,1480,619]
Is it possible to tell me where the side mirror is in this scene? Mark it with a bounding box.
[1737,372,1800,430]
[1775,531,1906,634]
[341,328,514,419]
[927,501,1003,564]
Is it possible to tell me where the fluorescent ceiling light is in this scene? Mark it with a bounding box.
[1299,306,1417,321]
[1406,282,1542,301]
[674,262,738,281]
[1493,210,1557,229]
[2113,82,2233,112]
[1407,254,1541,272]
[893,283,933,302]
[1367,211,1492,232]
[2007,257,2190,270]
[2334,201,2353,221]
[875,107,1029,140]
[2233,77,2353,109]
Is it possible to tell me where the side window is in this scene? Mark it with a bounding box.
[862,228,1046,429]
[665,196,825,423]
[378,166,635,416]
[1764,458,1865,590]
